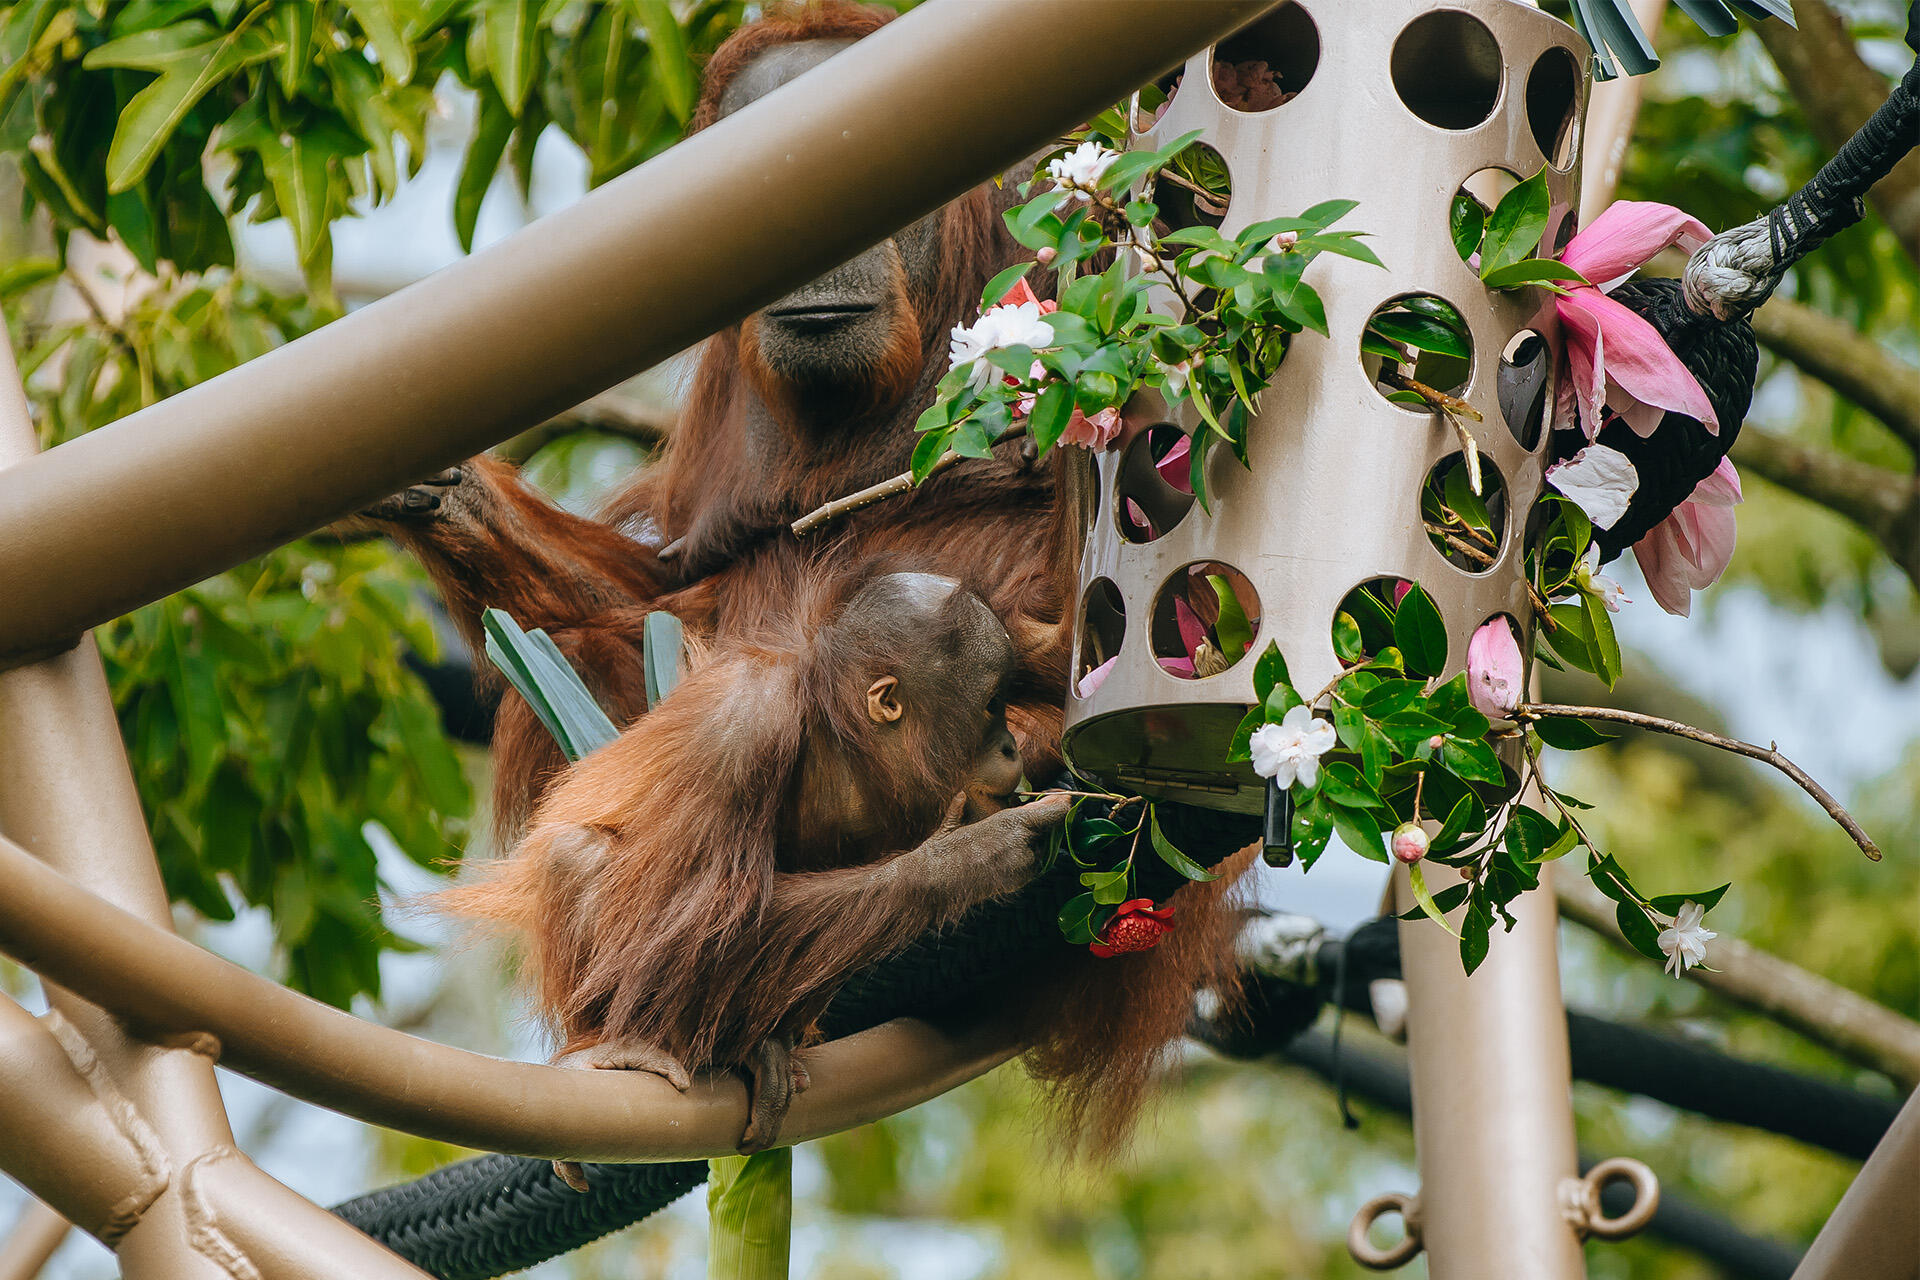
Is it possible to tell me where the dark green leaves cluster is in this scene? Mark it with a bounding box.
[1052,796,1214,947]
[1449,168,1590,291]
[1221,579,1714,975]
[916,129,1379,510]
[8,258,472,1010]
[0,0,750,288]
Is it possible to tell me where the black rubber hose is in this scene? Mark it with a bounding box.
[334,802,1258,1278]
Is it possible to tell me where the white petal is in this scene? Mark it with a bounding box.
[1546,444,1640,531]
[1293,754,1319,790]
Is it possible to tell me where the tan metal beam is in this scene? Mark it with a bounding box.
[0,333,429,1280]
[1793,1086,1920,1280]
[0,832,1020,1162]
[0,0,1270,665]
[0,1200,69,1280]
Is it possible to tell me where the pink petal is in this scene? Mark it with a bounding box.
[1391,579,1413,606]
[1561,201,1713,285]
[1155,435,1193,494]
[1124,497,1156,537]
[1173,595,1208,658]
[1561,288,1718,433]
[1631,479,1739,618]
[1076,655,1117,698]
[1555,298,1608,439]
[1156,655,1196,677]
[1692,456,1743,506]
[999,277,1039,308]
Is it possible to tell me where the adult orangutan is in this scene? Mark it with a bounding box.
[365,0,1253,1151]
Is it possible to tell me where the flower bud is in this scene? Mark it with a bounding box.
[1391,821,1429,865]
[1427,734,1446,750]
[1035,246,1058,267]
[1268,230,1298,252]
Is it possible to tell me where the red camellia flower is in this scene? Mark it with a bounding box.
[1090,899,1176,958]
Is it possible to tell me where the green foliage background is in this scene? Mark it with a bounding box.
[0,1,1913,1276]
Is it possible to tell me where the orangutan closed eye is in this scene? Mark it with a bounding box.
[434,566,1066,1185]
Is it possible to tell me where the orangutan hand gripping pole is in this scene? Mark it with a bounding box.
[437,569,1067,1185]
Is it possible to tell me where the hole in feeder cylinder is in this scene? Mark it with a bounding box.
[1154,141,1232,233]
[1332,577,1426,668]
[1075,578,1127,699]
[1391,10,1502,131]
[1527,46,1582,171]
[1151,562,1261,680]
[1449,167,1521,266]
[1210,2,1320,113]
[1497,330,1551,450]
[1422,452,1508,574]
[1362,294,1473,408]
[1135,66,1186,133]
[1116,425,1196,543]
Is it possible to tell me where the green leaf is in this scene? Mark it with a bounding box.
[1252,642,1290,704]
[1441,736,1504,785]
[482,608,619,762]
[1450,191,1485,261]
[1479,169,1551,277]
[1080,866,1132,905]
[1408,863,1462,938]
[1648,883,1730,916]
[1367,310,1470,359]
[1331,803,1387,863]
[484,0,540,114]
[455,85,516,252]
[1150,806,1218,882]
[273,2,314,93]
[980,261,1034,311]
[1392,584,1447,677]
[909,426,952,483]
[1359,678,1425,718]
[1480,257,1592,290]
[1616,900,1667,963]
[101,26,280,193]
[1057,891,1103,945]
[1027,381,1072,455]
[1532,715,1615,750]
[1207,575,1254,661]
[635,0,696,122]
[1332,610,1364,665]
[1399,881,1470,921]
[341,0,413,85]
[642,611,683,710]
[1583,590,1623,688]
[1226,704,1262,763]
[0,256,59,299]
[1460,893,1493,973]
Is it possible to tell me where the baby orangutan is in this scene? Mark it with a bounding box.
[438,568,1066,1187]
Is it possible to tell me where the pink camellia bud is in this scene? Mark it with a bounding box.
[1391,822,1429,865]
[1426,734,1446,750]
[1466,617,1524,716]
[1035,246,1059,267]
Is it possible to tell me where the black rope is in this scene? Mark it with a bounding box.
[334,801,1258,1278]
[1769,57,1920,267]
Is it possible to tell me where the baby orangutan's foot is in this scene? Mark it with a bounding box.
[736,1035,808,1155]
[548,1037,692,1193]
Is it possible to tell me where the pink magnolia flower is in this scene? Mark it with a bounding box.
[1553,202,1719,440]
[1632,457,1742,617]
[1466,617,1523,717]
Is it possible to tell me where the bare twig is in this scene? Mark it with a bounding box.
[1518,703,1880,861]
[1558,876,1920,1089]
[793,425,1027,537]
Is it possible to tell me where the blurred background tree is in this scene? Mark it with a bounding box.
[0,1,1914,1277]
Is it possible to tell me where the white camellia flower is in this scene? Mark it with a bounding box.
[947,301,1055,391]
[1578,545,1630,612]
[1657,901,1716,977]
[1545,442,1639,530]
[1047,140,1118,201]
[1247,705,1338,789]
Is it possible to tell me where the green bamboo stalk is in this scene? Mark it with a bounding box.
[707,1150,793,1280]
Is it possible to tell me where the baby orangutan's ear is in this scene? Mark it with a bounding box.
[866,675,904,723]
